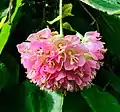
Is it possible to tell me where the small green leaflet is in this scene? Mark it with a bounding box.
[0,0,23,54]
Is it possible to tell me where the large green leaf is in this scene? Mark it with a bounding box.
[19,81,64,112]
[79,0,120,15]
[100,69,120,93]
[0,52,19,89]
[40,89,63,112]
[25,81,63,112]
[63,92,92,112]
[0,0,23,54]
[0,63,9,90]
[0,81,64,112]
[25,81,64,112]
[96,12,120,55]
[81,86,120,112]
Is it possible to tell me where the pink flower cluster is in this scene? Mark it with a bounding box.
[17,28,106,92]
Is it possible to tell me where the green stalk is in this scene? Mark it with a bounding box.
[59,0,63,37]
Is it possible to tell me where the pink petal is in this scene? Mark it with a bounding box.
[84,31,100,41]
[27,33,38,42]
[22,58,35,70]
[56,71,66,81]
[46,79,54,88]
[86,42,104,51]
[83,62,91,74]
[49,73,58,80]
[75,44,88,55]
[36,28,51,38]
[75,77,82,86]
[67,72,75,80]
[64,58,74,70]
[89,52,98,60]
[59,78,66,84]
[78,55,86,67]
[27,70,37,79]
[88,60,97,69]
[56,61,63,71]
[82,74,91,82]
[94,51,104,60]
[17,42,30,53]
[64,35,80,45]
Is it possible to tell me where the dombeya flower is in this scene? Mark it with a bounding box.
[17,28,106,92]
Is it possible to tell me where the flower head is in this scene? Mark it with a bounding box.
[17,28,106,92]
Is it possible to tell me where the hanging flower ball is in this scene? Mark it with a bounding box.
[17,28,106,92]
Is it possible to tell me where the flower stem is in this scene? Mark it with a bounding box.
[59,0,63,37]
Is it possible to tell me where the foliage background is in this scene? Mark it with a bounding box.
[0,0,120,112]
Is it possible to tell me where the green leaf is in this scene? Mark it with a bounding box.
[0,16,7,29]
[47,16,61,25]
[21,81,64,112]
[63,22,76,32]
[81,86,120,112]
[0,52,19,89]
[0,0,9,19]
[0,1,9,28]
[79,0,120,15]
[62,4,74,18]
[0,0,23,54]
[100,69,120,93]
[48,4,74,25]
[40,89,64,112]
[63,92,92,112]
[97,12,120,55]
[0,24,11,53]
[0,8,9,20]
[0,63,9,90]
[0,81,64,112]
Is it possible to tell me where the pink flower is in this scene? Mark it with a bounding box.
[17,42,31,54]
[52,38,68,53]
[82,31,105,60]
[30,40,51,54]
[64,44,88,70]
[17,28,106,92]
[52,35,81,53]
[64,35,80,45]
[84,31,100,41]
[27,28,51,42]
